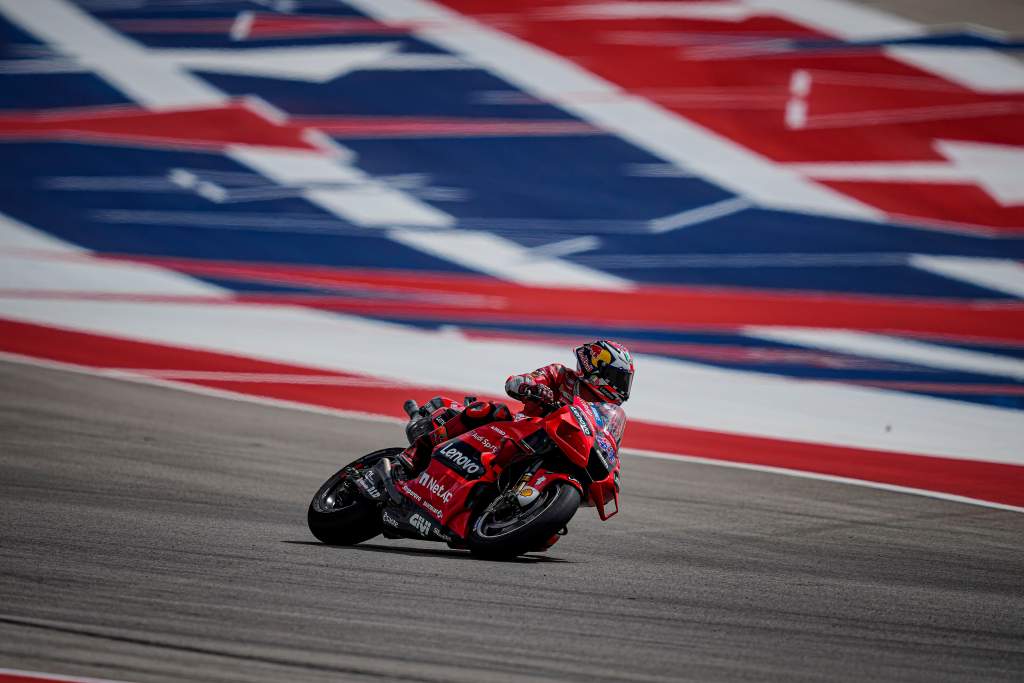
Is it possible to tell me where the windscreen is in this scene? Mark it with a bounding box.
[590,403,626,446]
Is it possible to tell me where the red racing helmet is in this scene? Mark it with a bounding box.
[574,340,635,404]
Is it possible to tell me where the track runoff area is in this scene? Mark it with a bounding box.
[1,0,1023,682]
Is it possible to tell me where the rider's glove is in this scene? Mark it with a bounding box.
[522,383,556,405]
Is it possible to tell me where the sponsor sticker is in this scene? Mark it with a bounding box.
[409,514,431,537]
[417,470,455,504]
[470,431,498,452]
[569,405,592,436]
[422,499,443,518]
[436,443,484,479]
[596,434,618,465]
[401,483,423,502]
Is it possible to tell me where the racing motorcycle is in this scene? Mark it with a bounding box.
[307,395,624,559]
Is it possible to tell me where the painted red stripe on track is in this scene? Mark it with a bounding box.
[2,319,1021,508]
[0,102,316,151]
[102,255,1024,342]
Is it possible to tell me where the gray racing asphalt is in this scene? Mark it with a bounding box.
[1,360,1023,683]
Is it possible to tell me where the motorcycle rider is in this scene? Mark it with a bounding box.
[399,340,635,473]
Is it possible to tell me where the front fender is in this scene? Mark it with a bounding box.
[522,468,584,499]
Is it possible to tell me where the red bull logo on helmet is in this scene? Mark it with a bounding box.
[578,343,611,373]
[591,345,613,368]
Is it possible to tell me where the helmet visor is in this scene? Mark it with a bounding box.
[595,363,632,400]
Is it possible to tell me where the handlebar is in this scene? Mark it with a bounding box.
[536,400,561,417]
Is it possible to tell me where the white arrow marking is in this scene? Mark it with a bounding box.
[934,140,1024,207]
[786,140,1024,207]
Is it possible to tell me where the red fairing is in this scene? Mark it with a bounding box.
[401,393,624,540]
[543,397,599,468]
[403,419,537,538]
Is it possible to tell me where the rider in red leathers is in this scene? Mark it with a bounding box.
[400,340,635,473]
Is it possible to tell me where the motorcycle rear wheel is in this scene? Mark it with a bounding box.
[467,482,580,559]
[307,448,401,545]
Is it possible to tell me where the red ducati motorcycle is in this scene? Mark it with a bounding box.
[307,395,624,559]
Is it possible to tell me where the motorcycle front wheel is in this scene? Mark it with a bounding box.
[307,448,402,545]
[467,482,581,559]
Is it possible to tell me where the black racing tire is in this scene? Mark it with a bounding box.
[307,448,402,545]
[467,482,581,560]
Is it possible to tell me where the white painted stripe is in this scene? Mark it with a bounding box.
[0,0,225,108]
[648,196,754,233]
[345,0,884,223]
[2,351,1021,515]
[746,327,1024,381]
[115,370,410,386]
[1,296,1022,464]
[886,46,1024,94]
[527,235,602,259]
[158,43,404,83]
[226,146,454,228]
[0,212,86,253]
[388,228,632,289]
[373,53,475,70]
[0,252,227,297]
[0,213,226,297]
[224,147,359,185]
[910,255,1024,298]
[788,162,969,183]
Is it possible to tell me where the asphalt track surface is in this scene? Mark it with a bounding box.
[2,360,1023,683]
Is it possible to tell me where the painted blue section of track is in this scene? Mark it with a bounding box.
[0,1,1020,411]
[203,70,577,119]
[0,142,474,271]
